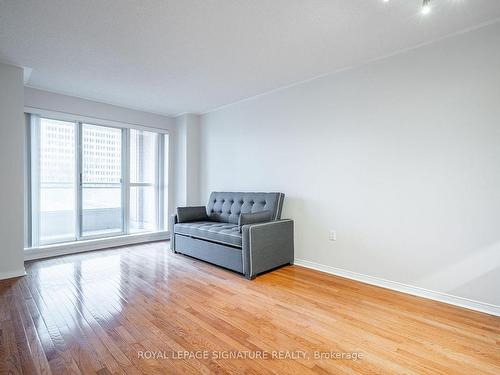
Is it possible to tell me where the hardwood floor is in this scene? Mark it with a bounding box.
[0,241,498,374]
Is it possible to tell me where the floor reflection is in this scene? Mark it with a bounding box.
[34,252,126,335]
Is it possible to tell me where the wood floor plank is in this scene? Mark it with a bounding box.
[11,282,53,375]
[0,241,498,374]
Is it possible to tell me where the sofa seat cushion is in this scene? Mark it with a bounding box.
[174,221,242,247]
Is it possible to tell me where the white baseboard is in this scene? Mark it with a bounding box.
[25,231,169,261]
[294,258,500,317]
[0,268,26,281]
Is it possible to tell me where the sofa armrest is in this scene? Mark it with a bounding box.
[238,210,273,232]
[241,219,294,279]
[176,206,208,223]
[169,214,178,252]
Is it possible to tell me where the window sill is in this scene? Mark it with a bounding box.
[24,231,170,261]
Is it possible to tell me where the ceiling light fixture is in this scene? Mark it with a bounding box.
[422,0,431,15]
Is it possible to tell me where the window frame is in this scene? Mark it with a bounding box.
[25,109,170,249]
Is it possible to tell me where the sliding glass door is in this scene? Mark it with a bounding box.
[81,124,124,237]
[29,114,169,248]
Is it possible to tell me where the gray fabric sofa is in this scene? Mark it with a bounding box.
[170,192,294,279]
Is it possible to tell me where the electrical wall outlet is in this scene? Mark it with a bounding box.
[329,230,336,241]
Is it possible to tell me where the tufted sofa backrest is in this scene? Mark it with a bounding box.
[206,192,284,224]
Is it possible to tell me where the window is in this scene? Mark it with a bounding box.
[28,114,169,247]
[129,129,158,233]
[82,124,123,237]
[32,118,77,244]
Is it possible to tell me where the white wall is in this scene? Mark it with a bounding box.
[0,63,26,279]
[199,22,500,309]
[174,114,201,207]
[25,87,176,131]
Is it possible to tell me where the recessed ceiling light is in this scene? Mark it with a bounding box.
[422,0,431,15]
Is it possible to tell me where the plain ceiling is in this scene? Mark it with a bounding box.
[1,0,500,116]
